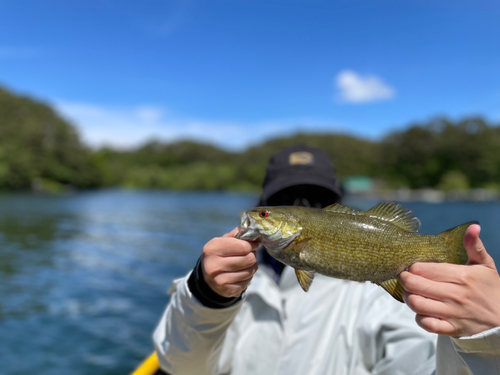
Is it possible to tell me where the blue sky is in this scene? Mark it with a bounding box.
[1,0,499,150]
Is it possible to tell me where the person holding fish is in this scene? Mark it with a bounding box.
[152,145,500,375]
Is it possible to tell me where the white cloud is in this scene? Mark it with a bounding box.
[335,70,396,104]
[53,100,343,150]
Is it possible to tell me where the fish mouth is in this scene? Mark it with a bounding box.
[235,212,261,241]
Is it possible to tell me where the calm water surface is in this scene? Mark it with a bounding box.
[1,190,499,374]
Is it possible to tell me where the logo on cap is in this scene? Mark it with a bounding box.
[289,152,314,165]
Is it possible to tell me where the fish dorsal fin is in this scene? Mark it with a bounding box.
[365,202,421,232]
[323,203,362,215]
[295,269,315,292]
[374,279,405,303]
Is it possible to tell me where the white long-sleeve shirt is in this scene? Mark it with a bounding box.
[154,265,500,375]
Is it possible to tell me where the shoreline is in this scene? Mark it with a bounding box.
[2,186,499,204]
[345,188,499,203]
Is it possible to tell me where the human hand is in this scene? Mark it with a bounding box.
[201,227,260,298]
[399,224,500,337]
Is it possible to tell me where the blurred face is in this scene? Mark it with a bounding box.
[264,185,341,208]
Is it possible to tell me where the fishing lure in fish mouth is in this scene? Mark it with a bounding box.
[235,202,478,302]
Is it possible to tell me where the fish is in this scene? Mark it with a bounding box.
[235,202,478,302]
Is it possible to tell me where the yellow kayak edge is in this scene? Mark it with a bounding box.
[131,351,160,375]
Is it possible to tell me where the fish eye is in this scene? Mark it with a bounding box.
[259,210,269,218]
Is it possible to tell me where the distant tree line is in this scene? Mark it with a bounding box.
[1,86,500,192]
[0,87,100,190]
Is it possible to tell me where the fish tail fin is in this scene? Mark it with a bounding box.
[439,221,479,265]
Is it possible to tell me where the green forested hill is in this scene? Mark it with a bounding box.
[0,87,100,190]
[1,85,500,192]
[90,133,378,191]
[379,117,500,189]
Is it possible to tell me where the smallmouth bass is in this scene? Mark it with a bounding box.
[235,202,478,302]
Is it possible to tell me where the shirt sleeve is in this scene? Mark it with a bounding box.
[436,326,500,375]
[153,273,244,375]
[360,283,500,375]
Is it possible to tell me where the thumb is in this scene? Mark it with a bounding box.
[464,224,495,269]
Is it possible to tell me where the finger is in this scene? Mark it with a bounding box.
[211,278,253,298]
[204,237,259,257]
[209,252,257,273]
[218,238,259,254]
[403,291,450,319]
[399,271,450,300]
[222,227,241,238]
[406,262,465,284]
[415,315,456,335]
[464,224,496,269]
[212,263,259,286]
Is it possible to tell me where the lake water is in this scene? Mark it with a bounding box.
[1,190,499,374]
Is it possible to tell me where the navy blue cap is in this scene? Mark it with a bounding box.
[259,144,342,206]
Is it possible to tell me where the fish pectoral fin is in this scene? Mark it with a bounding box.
[293,238,312,254]
[295,268,315,292]
[374,278,405,303]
